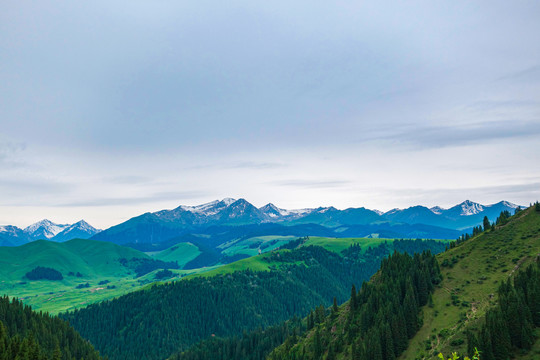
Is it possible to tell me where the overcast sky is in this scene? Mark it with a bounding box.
[1,1,540,229]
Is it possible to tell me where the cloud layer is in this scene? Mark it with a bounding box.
[1,1,539,228]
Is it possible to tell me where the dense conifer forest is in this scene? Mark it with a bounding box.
[267,250,441,359]
[25,266,63,281]
[0,296,102,360]
[61,240,446,360]
[166,241,446,360]
[468,261,540,360]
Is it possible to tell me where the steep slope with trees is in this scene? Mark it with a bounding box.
[0,296,102,360]
[401,205,540,359]
[173,205,539,360]
[61,240,446,360]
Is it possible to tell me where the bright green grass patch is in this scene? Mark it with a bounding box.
[0,238,149,281]
[220,235,297,257]
[0,239,208,314]
[303,236,393,253]
[302,236,451,254]
[185,250,302,279]
[152,242,201,268]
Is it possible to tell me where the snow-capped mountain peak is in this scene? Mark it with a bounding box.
[259,203,283,218]
[221,197,236,206]
[498,201,519,209]
[24,219,68,239]
[177,198,238,216]
[430,206,445,215]
[458,200,484,216]
[68,220,98,232]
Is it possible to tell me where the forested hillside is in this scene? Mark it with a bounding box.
[172,250,440,360]
[402,206,540,359]
[61,240,445,360]
[269,250,440,359]
[172,206,540,360]
[0,296,102,360]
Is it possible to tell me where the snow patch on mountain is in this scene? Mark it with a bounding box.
[68,220,99,232]
[178,198,238,216]
[459,200,484,216]
[430,206,445,215]
[24,219,68,239]
[493,201,520,209]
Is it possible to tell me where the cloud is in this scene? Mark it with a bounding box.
[0,141,27,168]
[226,161,286,170]
[102,176,152,185]
[497,65,540,83]
[384,182,540,207]
[274,179,351,189]
[364,120,540,150]
[0,177,72,205]
[55,190,207,207]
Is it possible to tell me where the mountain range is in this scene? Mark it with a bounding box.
[0,199,522,248]
[0,219,101,246]
[90,198,522,248]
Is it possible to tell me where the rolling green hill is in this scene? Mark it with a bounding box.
[401,206,540,359]
[0,239,190,314]
[0,238,149,281]
[259,206,540,360]
[61,244,387,360]
[152,242,201,267]
[219,235,297,257]
[174,207,539,360]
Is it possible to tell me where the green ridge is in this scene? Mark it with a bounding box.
[152,242,201,267]
[401,207,540,359]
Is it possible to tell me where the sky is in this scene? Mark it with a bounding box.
[1,1,540,229]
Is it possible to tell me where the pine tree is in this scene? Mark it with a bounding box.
[381,323,395,360]
[52,344,62,360]
[350,285,357,311]
[313,327,322,360]
[483,216,490,232]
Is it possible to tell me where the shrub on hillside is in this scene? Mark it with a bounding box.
[25,266,63,281]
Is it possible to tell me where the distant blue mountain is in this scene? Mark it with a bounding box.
[0,225,31,246]
[91,198,522,247]
[0,219,101,247]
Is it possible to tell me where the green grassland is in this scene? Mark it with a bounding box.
[219,235,297,256]
[151,242,201,267]
[400,207,540,359]
[0,239,199,314]
[189,236,450,278]
[0,235,449,316]
[0,238,148,281]
[304,236,399,253]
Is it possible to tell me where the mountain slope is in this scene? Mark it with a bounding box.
[0,219,101,246]
[24,219,68,239]
[0,225,31,246]
[261,206,539,360]
[60,245,379,360]
[0,239,178,314]
[51,220,101,242]
[400,206,540,359]
[0,296,103,360]
[91,198,520,247]
[0,238,149,281]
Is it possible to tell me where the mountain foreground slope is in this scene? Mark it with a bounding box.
[264,205,540,360]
